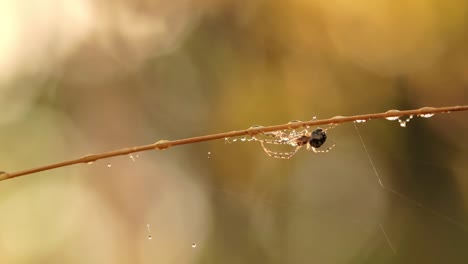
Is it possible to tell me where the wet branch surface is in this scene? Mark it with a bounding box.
[1,105,467,182]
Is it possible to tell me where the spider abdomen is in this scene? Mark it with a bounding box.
[309,128,327,148]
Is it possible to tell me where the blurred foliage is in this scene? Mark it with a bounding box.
[0,0,467,263]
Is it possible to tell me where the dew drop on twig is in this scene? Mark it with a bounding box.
[385,109,400,114]
[247,125,263,136]
[418,106,437,112]
[330,115,346,121]
[288,120,302,123]
[385,109,401,121]
[154,140,171,150]
[418,113,434,118]
[0,171,8,180]
[287,120,303,129]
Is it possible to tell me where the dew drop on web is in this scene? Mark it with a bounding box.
[398,115,414,127]
[191,243,197,248]
[146,224,152,240]
[107,164,112,168]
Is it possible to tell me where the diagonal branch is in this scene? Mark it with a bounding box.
[1,105,467,182]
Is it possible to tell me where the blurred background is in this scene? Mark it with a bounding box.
[0,0,467,263]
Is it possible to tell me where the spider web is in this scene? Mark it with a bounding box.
[134,118,468,263]
[205,120,468,262]
[350,121,468,260]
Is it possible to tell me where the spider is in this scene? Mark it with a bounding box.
[256,126,336,159]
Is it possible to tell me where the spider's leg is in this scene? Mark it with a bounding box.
[260,142,301,159]
[311,143,336,153]
[263,130,290,141]
[255,138,294,146]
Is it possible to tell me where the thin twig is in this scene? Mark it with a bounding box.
[1,105,467,182]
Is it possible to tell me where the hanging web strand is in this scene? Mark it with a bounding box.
[353,123,467,233]
[379,223,396,254]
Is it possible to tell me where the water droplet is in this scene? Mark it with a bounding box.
[146,224,152,240]
[247,125,263,136]
[154,140,171,150]
[355,119,367,123]
[287,120,303,129]
[419,107,437,112]
[386,109,400,114]
[192,243,197,248]
[0,171,8,180]
[402,115,414,123]
[240,137,247,142]
[87,161,94,164]
[232,138,238,142]
[288,120,302,123]
[399,121,407,127]
[331,115,346,119]
[129,154,135,162]
[385,109,401,121]
[419,113,434,118]
[312,116,317,120]
[107,164,112,168]
[207,151,211,159]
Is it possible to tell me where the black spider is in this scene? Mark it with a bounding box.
[309,128,327,148]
